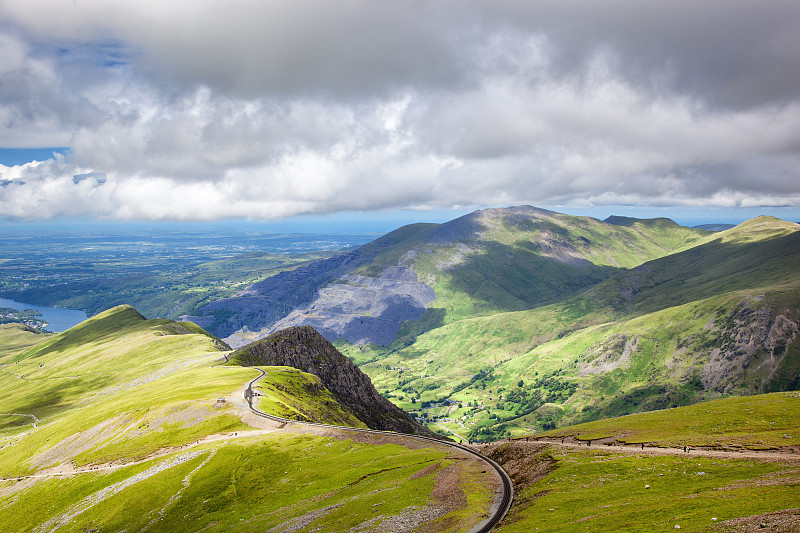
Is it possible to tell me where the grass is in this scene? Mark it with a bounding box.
[0,323,50,359]
[0,305,498,532]
[488,386,800,532]
[538,391,800,450]
[496,446,799,533]
[0,433,454,532]
[253,366,367,427]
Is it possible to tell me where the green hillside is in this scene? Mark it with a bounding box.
[0,306,496,532]
[0,323,50,358]
[340,215,800,441]
[538,390,800,450]
[486,392,800,532]
[252,366,367,427]
[358,207,710,323]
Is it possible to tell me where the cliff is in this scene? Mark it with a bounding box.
[231,326,436,437]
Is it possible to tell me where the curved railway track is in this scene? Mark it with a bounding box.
[243,367,513,533]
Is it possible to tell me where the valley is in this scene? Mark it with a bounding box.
[172,206,798,443]
[1,205,798,531]
[0,226,374,320]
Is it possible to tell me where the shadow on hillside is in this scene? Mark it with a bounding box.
[389,307,447,349]
[444,241,622,314]
[592,230,800,316]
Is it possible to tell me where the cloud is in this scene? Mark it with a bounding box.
[0,0,799,220]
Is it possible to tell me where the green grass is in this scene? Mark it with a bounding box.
[538,391,800,449]
[496,445,799,533]
[491,388,800,532]
[0,433,454,533]
[0,323,50,359]
[0,305,498,532]
[254,366,367,427]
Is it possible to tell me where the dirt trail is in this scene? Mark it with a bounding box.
[494,436,800,463]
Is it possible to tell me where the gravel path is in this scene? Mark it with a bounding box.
[510,437,800,463]
[0,412,39,428]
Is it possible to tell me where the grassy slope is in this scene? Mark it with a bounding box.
[490,392,800,532]
[3,433,456,533]
[495,445,798,533]
[0,305,252,466]
[253,366,367,427]
[538,390,800,449]
[0,323,51,359]
[342,216,800,440]
[0,306,494,532]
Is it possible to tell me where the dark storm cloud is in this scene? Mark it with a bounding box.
[474,0,800,109]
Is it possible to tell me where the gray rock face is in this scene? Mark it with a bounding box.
[193,205,609,348]
[189,245,379,339]
[232,326,435,436]
[265,267,435,346]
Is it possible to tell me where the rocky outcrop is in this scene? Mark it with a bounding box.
[189,248,374,339]
[699,298,800,394]
[262,267,435,346]
[231,326,436,437]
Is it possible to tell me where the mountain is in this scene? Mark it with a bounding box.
[173,208,799,442]
[693,223,737,231]
[190,206,709,347]
[230,325,434,436]
[337,215,800,441]
[0,306,496,532]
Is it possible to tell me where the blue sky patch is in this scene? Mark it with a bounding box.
[0,148,69,166]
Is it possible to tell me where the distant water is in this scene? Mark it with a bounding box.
[0,297,87,332]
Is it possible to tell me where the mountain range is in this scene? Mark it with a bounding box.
[2,205,799,531]
[185,205,800,441]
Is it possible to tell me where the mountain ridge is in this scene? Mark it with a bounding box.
[334,213,800,440]
[230,325,435,436]
[194,205,709,348]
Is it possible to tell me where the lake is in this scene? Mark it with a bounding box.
[0,297,88,332]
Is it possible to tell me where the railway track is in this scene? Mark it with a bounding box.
[243,367,513,533]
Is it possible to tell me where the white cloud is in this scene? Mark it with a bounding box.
[0,0,799,221]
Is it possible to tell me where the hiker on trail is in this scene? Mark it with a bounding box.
[642,443,644,450]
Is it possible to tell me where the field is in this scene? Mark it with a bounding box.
[490,443,799,533]
[538,391,800,450]
[0,226,373,319]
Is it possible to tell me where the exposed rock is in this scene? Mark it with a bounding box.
[190,245,381,339]
[259,267,435,347]
[231,326,436,437]
[578,334,639,375]
[700,300,799,394]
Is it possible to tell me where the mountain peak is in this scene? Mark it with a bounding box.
[604,215,680,228]
[719,216,800,243]
[231,326,435,436]
[604,215,642,226]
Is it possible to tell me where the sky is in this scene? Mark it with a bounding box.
[1,0,799,227]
